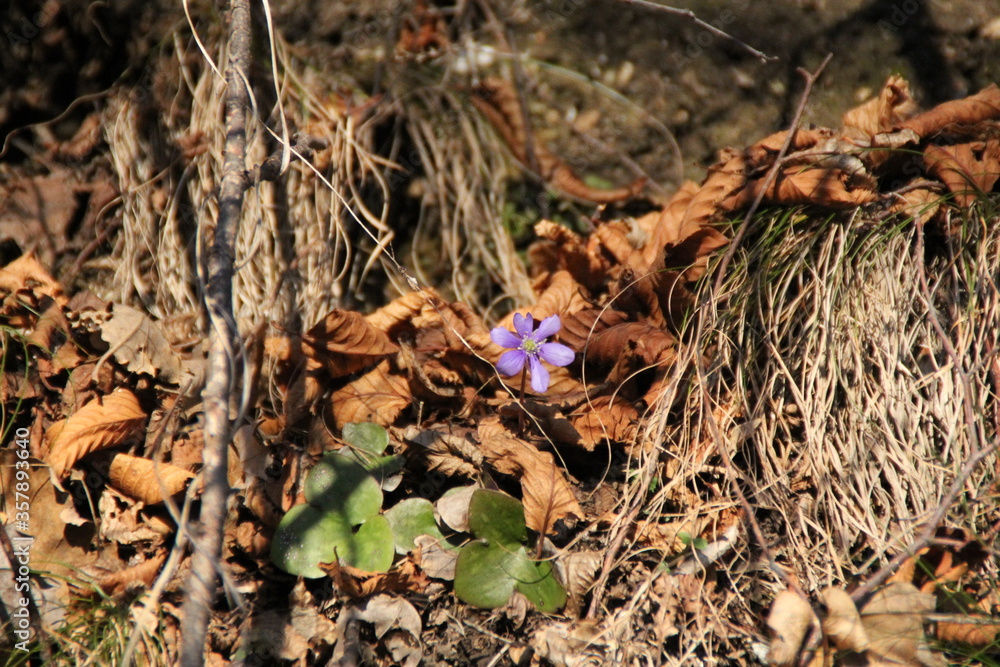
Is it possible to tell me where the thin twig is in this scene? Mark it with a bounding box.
[615,0,776,63]
[177,0,252,663]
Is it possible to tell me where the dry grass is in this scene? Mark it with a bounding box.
[621,202,1000,662]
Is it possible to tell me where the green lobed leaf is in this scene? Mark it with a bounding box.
[510,551,567,613]
[384,498,450,554]
[467,489,527,548]
[342,422,389,456]
[453,541,517,609]
[304,452,382,523]
[270,504,351,579]
[348,514,395,572]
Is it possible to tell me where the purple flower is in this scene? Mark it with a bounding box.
[490,313,575,393]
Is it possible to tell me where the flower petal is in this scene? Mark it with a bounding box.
[513,312,533,339]
[496,349,526,377]
[534,314,561,340]
[490,326,522,349]
[528,354,550,393]
[538,342,574,367]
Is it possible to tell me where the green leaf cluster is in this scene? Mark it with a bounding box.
[453,490,566,613]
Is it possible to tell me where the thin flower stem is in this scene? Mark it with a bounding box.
[518,365,527,435]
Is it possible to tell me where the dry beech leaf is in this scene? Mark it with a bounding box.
[923,140,1000,207]
[559,551,602,618]
[321,558,429,600]
[477,416,583,535]
[107,453,195,505]
[725,166,878,209]
[821,586,869,652]
[531,220,606,288]
[46,388,146,478]
[471,77,644,204]
[98,303,186,383]
[498,270,590,331]
[899,84,1000,138]
[93,552,167,597]
[571,395,638,447]
[935,616,1000,646]
[861,582,939,667]
[584,322,677,369]
[329,360,411,429]
[842,75,917,141]
[303,309,400,378]
[678,152,747,227]
[557,308,630,352]
[364,289,441,335]
[766,589,815,667]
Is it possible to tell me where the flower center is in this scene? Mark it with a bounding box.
[521,338,539,354]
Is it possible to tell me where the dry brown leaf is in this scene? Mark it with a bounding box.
[477,416,583,535]
[93,552,167,597]
[46,388,147,478]
[321,558,429,600]
[0,252,67,324]
[498,270,590,331]
[861,582,938,667]
[821,586,869,652]
[571,395,638,447]
[304,309,400,378]
[842,75,918,141]
[557,307,630,352]
[923,140,1000,207]
[899,84,1000,138]
[531,220,607,288]
[329,360,411,429]
[935,617,1000,646]
[364,289,441,334]
[766,589,815,667]
[107,453,195,505]
[471,77,644,203]
[559,551,602,618]
[679,152,747,226]
[726,166,878,209]
[98,303,186,383]
[584,322,677,368]
[402,425,482,478]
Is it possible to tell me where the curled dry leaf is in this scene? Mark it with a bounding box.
[584,322,678,369]
[107,453,195,505]
[899,84,1000,138]
[93,551,167,597]
[571,395,638,447]
[557,307,630,352]
[498,270,591,332]
[766,589,815,667]
[841,74,918,142]
[46,388,147,479]
[364,289,441,335]
[820,586,868,652]
[98,303,186,384]
[922,140,1000,207]
[724,166,878,209]
[304,309,400,378]
[329,360,411,429]
[321,558,429,600]
[531,220,607,289]
[558,551,602,618]
[477,416,583,535]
